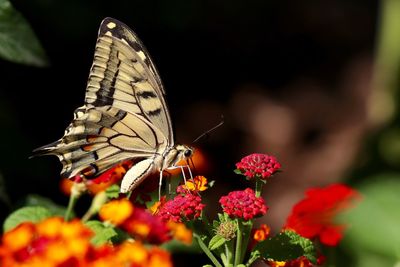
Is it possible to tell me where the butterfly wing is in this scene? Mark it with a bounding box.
[86,17,173,141]
[33,18,173,180]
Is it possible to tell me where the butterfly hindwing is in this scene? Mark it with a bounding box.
[33,106,163,178]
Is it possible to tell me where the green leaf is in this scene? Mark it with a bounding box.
[208,235,226,250]
[212,219,220,229]
[254,230,316,263]
[234,169,243,175]
[110,227,131,244]
[3,206,52,231]
[162,239,201,253]
[0,0,48,66]
[85,220,118,246]
[341,175,400,262]
[105,184,120,199]
[24,194,69,217]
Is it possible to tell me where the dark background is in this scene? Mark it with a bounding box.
[0,0,383,266]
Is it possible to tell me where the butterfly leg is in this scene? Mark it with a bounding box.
[166,165,194,186]
[159,170,164,200]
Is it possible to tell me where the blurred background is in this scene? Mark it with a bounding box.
[1,0,400,266]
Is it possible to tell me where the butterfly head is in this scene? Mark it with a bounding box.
[176,144,194,160]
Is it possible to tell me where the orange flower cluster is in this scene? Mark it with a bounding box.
[0,217,172,267]
[99,199,192,245]
[177,176,208,192]
[266,256,313,267]
[253,224,271,242]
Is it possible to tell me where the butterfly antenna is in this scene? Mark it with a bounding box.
[192,115,224,144]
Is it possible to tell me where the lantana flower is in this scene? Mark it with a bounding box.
[99,199,171,244]
[156,193,205,223]
[253,224,271,242]
[219,188,268,220]
[284,184,361,246]
[236,153,281,180]
[0,217,174,267]
[123,207,171,244]
[266,256,313,267]
[99,198,134,225]
[177,175,208,193]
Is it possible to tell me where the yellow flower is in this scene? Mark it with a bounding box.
[148,247,173,267]
[116,241,148,264]
[2,222,35,251]
[99,199,134,225]
[60,219,91,239]
[129,221,151,237]
[182,176,208,192]
[44,242,71,264]
[36,217,63,238]
[167,221,193,245]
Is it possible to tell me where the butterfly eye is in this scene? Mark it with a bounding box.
[184,149,193,158]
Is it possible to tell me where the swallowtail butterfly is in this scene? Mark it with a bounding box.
[33,17,193,193]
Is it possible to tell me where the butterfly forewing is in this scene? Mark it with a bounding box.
[86,18,173,142]
[33,18,176,185]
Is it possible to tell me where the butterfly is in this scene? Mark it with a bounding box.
[33,17,194,193]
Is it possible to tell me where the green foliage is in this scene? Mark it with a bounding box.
[3,206,51,231]
[233,169,243,175]
[0,0,48,66]
[341,175,400,266]
[162,239,200,253]
[84,220,118,246]
[255,230,316,263]
[208,235,226,250]
[105,184,121,199]
[23,194,69,217]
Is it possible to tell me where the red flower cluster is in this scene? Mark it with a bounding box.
[284,184,361,246]
[157,193,205,223]
[219,188,268,220]
[236,153,281,180]
[123,207,172,244]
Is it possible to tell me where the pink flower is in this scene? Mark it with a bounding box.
[157,194,205,223]
[236,153,281,180]
[219,188,268,220]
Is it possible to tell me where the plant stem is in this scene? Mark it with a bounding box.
[81,191,108,222]
[225,240,234,265]
[246,251,260,266]
[234,219,243,266]
[193,233,223,267]
[64,193,77,221]
[64,182,87,221]
[255,179,262,197]
[239,221,253,264]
